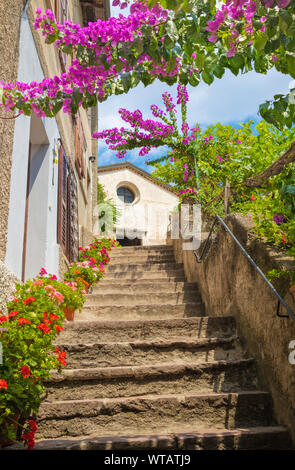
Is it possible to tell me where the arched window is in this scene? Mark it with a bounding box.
[117,186,135,204]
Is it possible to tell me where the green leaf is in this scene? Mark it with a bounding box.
[279,10,292,33]
[202,70,214,85]
[167,20,179,41]
[254,31,268,52]
[286,52,295,78]
[167,52,177,73]
[149,33,158,51]
[164,36,175,50]
[213,64,225,79]
[188,71,200,86]
[229,53,245,70]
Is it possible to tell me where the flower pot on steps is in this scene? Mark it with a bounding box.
[63,307,75,321]
[289,285,295,300]
[0,413,20,448]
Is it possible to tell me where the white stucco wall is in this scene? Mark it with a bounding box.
[5,11,60,280]
[97,167,178,245]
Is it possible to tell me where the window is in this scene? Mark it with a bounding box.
[74,113,86,180]
[57,144,79,262]
[55,0,68,71]
[117,186,135,204]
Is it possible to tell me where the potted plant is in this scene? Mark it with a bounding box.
[37,275,85,322]
[289,272,295,300]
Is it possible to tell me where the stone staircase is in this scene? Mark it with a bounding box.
[31,245,292,449]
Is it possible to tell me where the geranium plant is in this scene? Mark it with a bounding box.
[0,235,117,448]
[0,280,66,449]
[37,272,85,312]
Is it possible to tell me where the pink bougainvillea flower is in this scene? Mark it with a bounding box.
[276,0,290,7]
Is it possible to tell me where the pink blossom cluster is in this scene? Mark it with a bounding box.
[205,0,290,57]
[44,285,64,304]
[0,3,177,116]
[94,85,202,161]
[177,83,189,105]
[93,106,175,159]
[177,187,199,197]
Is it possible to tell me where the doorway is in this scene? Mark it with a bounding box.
[117,237,142,247]
[22,114,49,281]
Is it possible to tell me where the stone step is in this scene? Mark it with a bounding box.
[58,317,237,344]
[105,263,182,273]
[81,302,204,320]
[110,255,175,264]
[92,281,199,295]
[103,272,186,281]
[112,245,173,253]
[84,292,200,307]
[56,337,243,368]
[45,359,258,401]
[36,391,275,440]
[28,426,291,450]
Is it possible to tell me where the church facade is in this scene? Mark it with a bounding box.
[97,162,179,246]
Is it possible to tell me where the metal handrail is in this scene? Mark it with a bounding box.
[194,215,295,323]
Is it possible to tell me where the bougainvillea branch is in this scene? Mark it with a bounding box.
[0,1,295,128]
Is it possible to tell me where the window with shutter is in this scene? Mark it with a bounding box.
[74,113,86,180]
[57,143,79,262]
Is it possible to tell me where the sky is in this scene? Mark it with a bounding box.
[97,5,292,173]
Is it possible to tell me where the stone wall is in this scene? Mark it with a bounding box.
[0,0,23,262]
[0,261,18,314]
[168,213,295,443]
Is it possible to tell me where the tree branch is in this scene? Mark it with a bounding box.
[205,188,225,208]
[244,141,295,187]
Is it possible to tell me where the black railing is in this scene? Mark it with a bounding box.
[194,215,295,323]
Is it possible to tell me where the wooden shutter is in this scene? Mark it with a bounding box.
[74,113,85,180]
[57,143,79,262]
[68,165,79,262]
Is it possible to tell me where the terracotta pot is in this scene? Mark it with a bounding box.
[63,307,75,321]
[0,413,20,448]
[289,285,295,300]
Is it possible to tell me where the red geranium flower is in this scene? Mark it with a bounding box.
[24,297,36,305]
[18,318,31,325]
[49,313,59,320]
[20,365,30,378]
[37,323,51,334]
[0,379,8,390]
[0,316,8,323]
[54,325,63,332]
[8,310,19,318]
